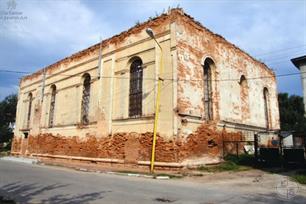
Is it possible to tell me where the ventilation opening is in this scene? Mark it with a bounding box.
[208,139,217,147]
[23,132,28,139]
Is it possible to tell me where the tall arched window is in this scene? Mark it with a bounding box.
[81,74,91,125]
[240,75,249,120]
[49,85,56,127]
[129,58,143,117]
[203,58,214,120]
[263,87,270,129]
[27,93,33,129]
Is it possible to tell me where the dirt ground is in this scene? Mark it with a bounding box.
[184,168,306,201]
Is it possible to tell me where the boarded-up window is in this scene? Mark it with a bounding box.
[27,93,33,129]
[81,74,91,125]
[203,59,213,120]
[129,58,143,117]
[49,85,56,127]
[263,87,270,129]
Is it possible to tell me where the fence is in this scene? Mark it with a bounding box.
[222,140,254,157]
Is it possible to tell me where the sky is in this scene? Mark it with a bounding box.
[0,0,305,100]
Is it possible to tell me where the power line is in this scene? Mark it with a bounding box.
[0,68,303,83]
[261,52,306,64]
[260,51,306,63]
[254,44,306,58]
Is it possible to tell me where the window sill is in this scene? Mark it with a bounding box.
[112,114,154,122]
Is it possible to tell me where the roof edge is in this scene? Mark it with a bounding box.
[177,11,275,76]
[21,7,276,82]
[21,8,182,82]
[291,55,306,69]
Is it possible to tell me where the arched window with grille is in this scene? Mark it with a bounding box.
[263,87,270,129]
[27,93,33,129]
[81,74,91,125]
[49,85,56,127]
[203,58,214,121]
[129,58,143,117]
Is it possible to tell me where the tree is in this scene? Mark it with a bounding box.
[0,94,17,143]
[278,93,306,132]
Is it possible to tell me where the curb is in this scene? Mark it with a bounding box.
[105,171,171,179]
[0,156,38,165]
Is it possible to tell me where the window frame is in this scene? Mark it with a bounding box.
[128,58,143,118]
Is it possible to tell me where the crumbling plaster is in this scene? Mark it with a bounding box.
[12,9,280,165]
[175,13,280,134]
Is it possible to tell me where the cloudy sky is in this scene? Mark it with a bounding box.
[0,0,305,100]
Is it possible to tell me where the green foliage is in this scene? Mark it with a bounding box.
[198,154,253,172]
[278,93,306,132]
[198,161,242,172]
[291,170,306,185]
[0,94,17,144]
[218,161,240,171]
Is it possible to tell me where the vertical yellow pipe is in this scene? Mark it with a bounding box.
[150,40,163,173]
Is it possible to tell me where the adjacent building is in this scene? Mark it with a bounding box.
[291,55,306,114]
[12,9,280,168]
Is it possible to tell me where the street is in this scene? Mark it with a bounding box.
[0,160,305,204]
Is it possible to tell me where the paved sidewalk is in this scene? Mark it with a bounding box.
[0,156,38,165]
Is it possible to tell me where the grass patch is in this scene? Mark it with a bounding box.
[198,161,250,172]
[0,151,10,157]
[291,170,306,185]
[198,154,254,172]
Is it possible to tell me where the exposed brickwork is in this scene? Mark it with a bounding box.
[19,123,242,163]
[11,137,21,152]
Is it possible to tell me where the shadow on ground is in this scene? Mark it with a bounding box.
[0,181,109,204]
[241,192,306,204]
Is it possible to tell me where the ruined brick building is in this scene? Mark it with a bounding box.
[12,9,280,168]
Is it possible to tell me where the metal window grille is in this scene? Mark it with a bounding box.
[81,74,91,125]
[203,61,213,120]
[26,93,32,129]
[49,85,56,127]
[129,59,143,117]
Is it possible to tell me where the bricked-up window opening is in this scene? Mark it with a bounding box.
[81,74,91,125]
[240,75,249,119]
[203,59,213,120]
[129,58,143,117]
[26,93,33,129]
[263,87,270,129]
[49,85,56,128]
